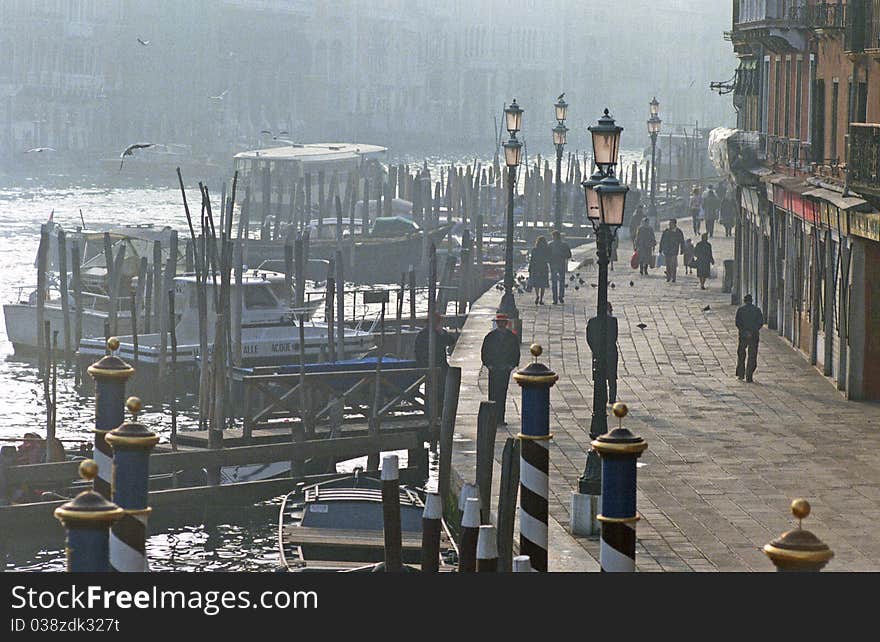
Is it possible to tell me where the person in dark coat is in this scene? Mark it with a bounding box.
[735,294,764,382]
[659,219,685,283]
[414,312,457,415]
[586,303,619,404]
[720,191,736,237]
[549,230,572,305]
[629,207,644,250]
[528,235,550,305]
[635,217,656,276]
[693,233,714,290]
[480,314,521,425]
[689,186,702,235]
[702,186,720,238]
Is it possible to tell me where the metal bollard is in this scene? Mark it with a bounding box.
[106,397,158,572]
[87,337,135,499]
[763,499,833,572]
[512,555,533,572]
[592,403,647,572]
[421,491,442,573]
[54,460,123,572]
[457,496,480,572]
[476,524,498,572]
[380,454,403,572]
[513,344,558,572]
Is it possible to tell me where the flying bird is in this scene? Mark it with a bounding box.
[118,143,156,170]
[557,93,565,101]
[636,323,647,329]
[209,89,229,101]
[260,130,273,136]
[137,38,150,46]
[25,147,56,153]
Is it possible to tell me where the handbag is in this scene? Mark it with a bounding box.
[649,254,656,269]
[656,253,665,268]
[630,251,639,269]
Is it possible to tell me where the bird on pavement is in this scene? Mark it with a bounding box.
[629,281,634,287]
[636,323,647,329]
[118,143,156,170]
[610,282,616,289]
[137,38,150,46]
[703,305,711,311]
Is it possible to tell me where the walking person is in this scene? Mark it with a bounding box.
[586,302,619,404]
[689,186,702,236]
[528,235,551,305]
[682,238,695,274]
[635,216,656,276]
[548,230,572,305]
[693,232,714,290]
[720,190,736,237]
[702,185,720,238]
[480,314,521,425]
[659,219,685,283]
[735,294,764,382]
[629,206,645,250]
[415,311,457,416]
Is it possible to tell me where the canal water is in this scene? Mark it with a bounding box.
[1,147,643,571]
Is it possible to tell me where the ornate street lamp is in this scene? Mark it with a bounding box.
[578,109,627,497]
[553,102,568,232]
[647,97,662,230]
[499,100,524,319]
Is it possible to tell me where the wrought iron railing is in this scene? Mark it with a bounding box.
[845,0,879,51]
[804,1,847,29]
[849,123,880,188]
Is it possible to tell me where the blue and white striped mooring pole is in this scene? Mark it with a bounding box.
[87,337,135,500]
[106,397,158,572]
[54,460,123,572]
[513,344,558,573]
[592,402,647,572]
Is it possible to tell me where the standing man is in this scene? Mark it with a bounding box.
[548,230,571,305]
[415,312,457,413]
[635,216,656,276]
[735,294,764,382]
[659,219,685,283]
[702,185,720,238]
[689,186,702,236]
[587,303,619,404]
[480,314,521,425]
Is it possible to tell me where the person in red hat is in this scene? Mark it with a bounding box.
[480,314,521,425]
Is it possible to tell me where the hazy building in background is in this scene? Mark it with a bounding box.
[0,0,735,167]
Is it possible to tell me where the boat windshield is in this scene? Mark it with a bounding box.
[244,284,279,309]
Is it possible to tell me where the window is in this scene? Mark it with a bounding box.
[774,58,782,135]
[784,58,792,138]
[795,58,803,140]
[244,285,278,309]
[830,80,839,161]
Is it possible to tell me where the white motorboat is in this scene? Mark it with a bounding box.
[77,269,369,369]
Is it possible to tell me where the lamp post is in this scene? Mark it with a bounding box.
[499,99,523,320]
[578,109,627,497]
[648,97,661,230]
[553,96,568,232]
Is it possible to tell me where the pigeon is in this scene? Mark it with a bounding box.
[703,305,711,311]
[137,38,150,46]
[590,283,597,288]
[118,143,156,170]
[610,283,616,289]
[557,93,565,101]
[569,275,575,282]
[629,281,634,287]
[636,323,647,329]
[574,286,580,291]
[578,278,585,285]
[24,147,56,153]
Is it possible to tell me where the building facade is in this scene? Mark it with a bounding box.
[719,0,880,399]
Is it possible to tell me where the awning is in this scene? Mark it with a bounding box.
[802,188,868,211]
[760,173,813,194]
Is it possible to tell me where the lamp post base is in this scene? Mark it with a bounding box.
[498,290,519,320]
[570,491,601,536]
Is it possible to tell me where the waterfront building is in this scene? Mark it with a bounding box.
[717,0,880,399]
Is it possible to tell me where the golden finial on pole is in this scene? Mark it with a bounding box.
[791,498,810,528]
[530,344,543,362]
[126,396,142,420]
[763,497,833,572]
[612,402,628,429]
[107,337,120,353]
[78,459,98,482]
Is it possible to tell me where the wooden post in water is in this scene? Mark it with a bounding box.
[168,290,178,451]
[437,366,462,505]
[458,496,480,572]
[130,288,139,366]
[35,226,49,375]
[108,243,126,337]
[151,241,162,334]
[421,492,442,572]
[71,241,83,362]
[325,259,336,362]
[335,248,345,361]
[476,525,499,572]
[496,437,520,572]
[56,229,71,362]
[381,454,403,572]
[476,401,498,525]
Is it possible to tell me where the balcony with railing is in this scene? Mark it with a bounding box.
[849,123,880,195]
[802,1,847,29]
[731,1,810,51]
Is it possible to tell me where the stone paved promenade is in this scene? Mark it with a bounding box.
[449,228,880,571]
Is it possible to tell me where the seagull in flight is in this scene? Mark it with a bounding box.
[209,89,229,101]
[557,92,565,101]
[137,38,150,46]
[119,143,156,170]
[25,147,56,153]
